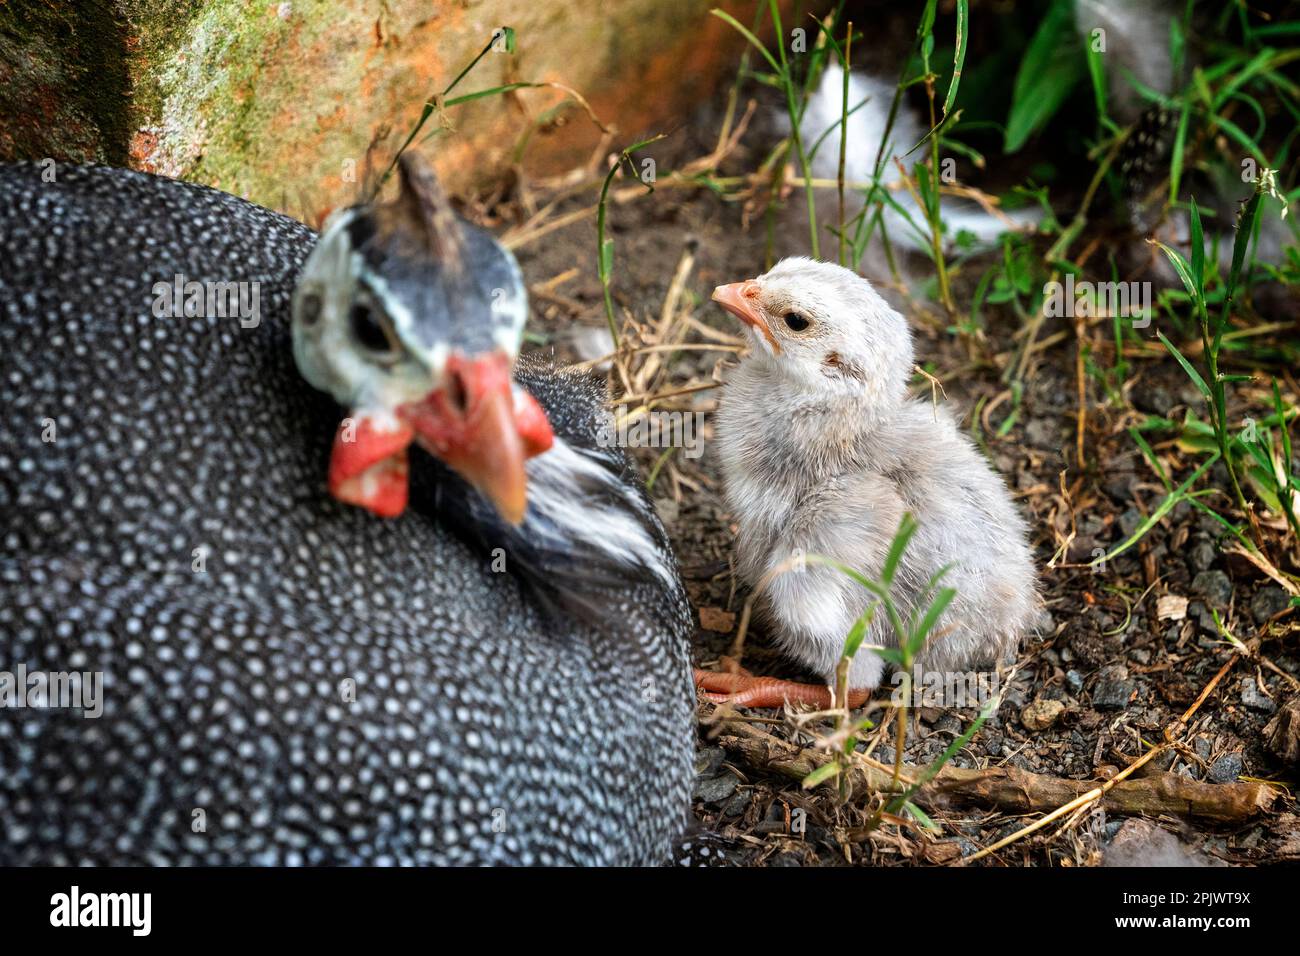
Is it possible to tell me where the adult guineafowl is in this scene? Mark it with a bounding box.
[0,158,694,865]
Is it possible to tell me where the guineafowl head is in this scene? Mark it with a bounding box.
[712,257,914,408]
[292,154,552,522]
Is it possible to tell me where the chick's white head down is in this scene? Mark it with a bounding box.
[713,256,914,411]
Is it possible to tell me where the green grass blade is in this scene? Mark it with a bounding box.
[1157,330,1212,398]
[881,513,919,586]
[886,691,1001,814]
[1094,454,1219,565]
[1189,197,1205,296]
[941,0,968,118]
[1168,102,1191,204]
[710,9,781,73]
[1005,0,1086,152]
[1084,31,1108,120]
[802,761,843,788]
[1151,239,1201,303]
[1228,191,1263,299]
[909,587,956,656]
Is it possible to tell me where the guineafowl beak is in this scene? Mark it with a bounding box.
[326,353,554,522]
[712,281,780,353]
[397,351,554,525]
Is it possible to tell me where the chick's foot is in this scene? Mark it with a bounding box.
[694,665,870,709]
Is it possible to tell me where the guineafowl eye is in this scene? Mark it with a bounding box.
[350,300,395,355]
[783,312,810,332]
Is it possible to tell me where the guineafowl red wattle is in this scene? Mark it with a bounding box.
[0,160,694,865]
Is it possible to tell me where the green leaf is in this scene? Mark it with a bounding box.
[444,82,542,108]
[916,0,939,42]
[1275,380,1295,472]
[841,605,878,659]
[1189,197,1205,296]
[1228,191,1263,300]
[1213,48,1276,111]
[1129,426,1171,489]
[1084,32,1108,119]
[1094,454,1219,565]
[1004,0,1087,152]
[1246,465,1284,513]
[1211,113,1266,160]
[1157,330,1212,398]
[710,9,782,74]
[881,513,918,586]
[903,801,941,832]
[909,587,956,656]
[1169,13,1186,77]
[941,0,968,117]
[1168,104,1190,205]
[801,761,843,789]
[885,692,1001,815]
[1151,239,1201,304]
[873,647,906,666]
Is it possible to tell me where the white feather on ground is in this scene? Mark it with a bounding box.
[794,61,1040,259]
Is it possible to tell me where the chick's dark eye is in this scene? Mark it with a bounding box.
[350,301,393,353]
[783,312,810,332]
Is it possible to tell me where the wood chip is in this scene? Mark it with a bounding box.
[698,607,737,633]
[1156,593,1189,621]
[1265,697,1300,765]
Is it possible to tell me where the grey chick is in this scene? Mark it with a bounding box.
[699,258,1037,708]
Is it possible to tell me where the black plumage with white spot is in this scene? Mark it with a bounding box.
[0,163,694,865]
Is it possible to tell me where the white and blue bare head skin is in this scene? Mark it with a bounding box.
[290,154,550,522]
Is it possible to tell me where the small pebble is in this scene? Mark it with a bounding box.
[1186,600,1218,635]
[693,772,738,804]
[1192,570,1233,608]
[1188,539,1217,573]
[1021,698,1066,730]
[1025,418,1057,447]
[694,747,725,775]
[720,791,750,817]
[935,713,964,735]
[1131,383,1174,416]
[1249,585,1291,624]
[1240,677,1276,714]
[1207,753,1243,784]
[1093,679,1136,710]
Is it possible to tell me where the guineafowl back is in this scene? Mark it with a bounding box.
[0,163,694,865]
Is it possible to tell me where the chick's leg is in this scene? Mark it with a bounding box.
[694,663,871,708]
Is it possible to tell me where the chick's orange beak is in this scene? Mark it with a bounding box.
[327,352,554,523]
[712,280,780,353]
